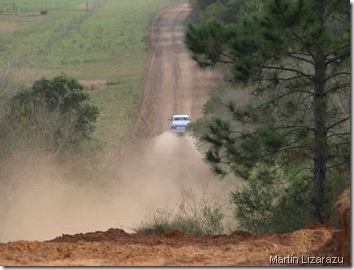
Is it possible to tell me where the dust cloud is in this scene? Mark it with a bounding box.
[1,132,235,242]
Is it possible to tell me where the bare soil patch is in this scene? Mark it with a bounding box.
[79,80,118,90]
[0,22,18,32]
[0,222,348,266]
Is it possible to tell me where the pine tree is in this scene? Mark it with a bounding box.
[185,0,350,224]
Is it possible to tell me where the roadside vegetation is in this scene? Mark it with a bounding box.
[186,0,350,234]
[136,187,225,235]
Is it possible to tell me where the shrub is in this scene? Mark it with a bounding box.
[136,187,225,235]
[231,179,281,234]
[203,206,224,234]
[0,74,102,185]
[8,74,99,157]
[231,170,349,234]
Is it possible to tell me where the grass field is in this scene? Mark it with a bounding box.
[0,0,179,148]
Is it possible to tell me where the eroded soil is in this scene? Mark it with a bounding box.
[0,225,335,266]
[0,2,350,267]
[0,219,350,266]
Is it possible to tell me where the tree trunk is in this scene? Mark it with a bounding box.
[312,48,327,223]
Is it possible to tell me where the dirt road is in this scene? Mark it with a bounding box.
[0,2,350,267]
[122,3,222,144]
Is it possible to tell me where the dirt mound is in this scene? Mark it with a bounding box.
[309,187,351,266]
[48,228,130,243]
[229,230,253,240]
[301,222,335,230]
[0,216,346,266]
[0,226,334,266]
[336,187,351,264]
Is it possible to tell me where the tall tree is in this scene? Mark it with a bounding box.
[185,0,350,223]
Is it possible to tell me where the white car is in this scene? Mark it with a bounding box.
[169,114,191,134]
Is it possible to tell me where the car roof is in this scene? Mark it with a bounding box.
[172,114,190,118]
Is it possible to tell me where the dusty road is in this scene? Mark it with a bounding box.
[0,2,350,267]
[122,3,222,143]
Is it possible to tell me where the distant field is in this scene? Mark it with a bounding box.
[0,0,179,148]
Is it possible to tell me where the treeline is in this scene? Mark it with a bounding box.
[186,0,350,233]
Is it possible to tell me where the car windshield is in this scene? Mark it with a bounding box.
[173,117,189,121]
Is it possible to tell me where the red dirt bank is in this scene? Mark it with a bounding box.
[0,187,350,266]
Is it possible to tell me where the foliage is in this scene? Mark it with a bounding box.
[0,74,105,186]
[189,0,262,23]
[185,0,350,230]
[231,165,349,234]
[202,206,224,234]
[231,179,281,234]
[7,74,99,157]
[0,75,103,239]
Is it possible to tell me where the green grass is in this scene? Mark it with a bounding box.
[89,82,140,147]
[0,0,179,148]
[1,0,86,12]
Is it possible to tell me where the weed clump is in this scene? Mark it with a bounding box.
[136,187,225,235]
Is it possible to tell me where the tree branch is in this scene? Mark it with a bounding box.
[326,117,350,131]
[260,64,314,81]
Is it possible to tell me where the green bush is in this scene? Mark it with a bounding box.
[231,170,349,234]
[0,74,103,185]
[203,206,224,234]
[8,74,99,156]
[231,179,281,234]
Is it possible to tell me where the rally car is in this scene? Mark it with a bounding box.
[169,114,191,134]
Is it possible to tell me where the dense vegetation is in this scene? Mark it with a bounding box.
[186,0,350,233]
